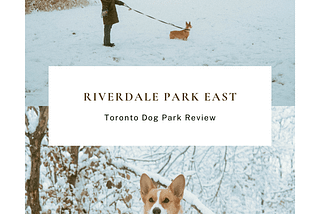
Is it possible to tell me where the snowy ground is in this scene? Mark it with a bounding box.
[25,0,294,106]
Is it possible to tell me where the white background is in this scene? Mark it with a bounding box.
[49,66,271,146]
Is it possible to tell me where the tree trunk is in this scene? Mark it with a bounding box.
[67,146,79,187]
[26,106,49,214]
[66,146,80,214]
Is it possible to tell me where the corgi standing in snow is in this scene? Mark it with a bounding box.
[140,173,185,214]
[169,22,192,41]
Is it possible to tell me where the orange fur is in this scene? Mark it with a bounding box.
[169,22,192,41]
[140,174,185,214]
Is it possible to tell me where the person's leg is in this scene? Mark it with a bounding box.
[104,24,114,47]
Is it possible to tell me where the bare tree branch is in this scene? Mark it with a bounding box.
[158,153,172,174]
[213,146,227,201]
[162,146,190,175]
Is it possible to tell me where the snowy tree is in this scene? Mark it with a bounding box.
[25,106,49,214]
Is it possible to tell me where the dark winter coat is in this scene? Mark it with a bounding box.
[101,0,124,25]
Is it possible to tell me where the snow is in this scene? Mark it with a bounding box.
[25,150,31,180]
[25,0,294,106]
[25,107,39,133]
[56,176,68,187]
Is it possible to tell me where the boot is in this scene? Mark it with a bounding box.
[104,43,115,47]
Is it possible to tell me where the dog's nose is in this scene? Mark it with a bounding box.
[153,207,161,214]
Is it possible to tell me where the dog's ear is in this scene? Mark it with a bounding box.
[140,173,156,197]
[169,174,185,199]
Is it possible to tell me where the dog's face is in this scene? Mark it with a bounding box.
[186,22,192,29]
[140,174,185,214]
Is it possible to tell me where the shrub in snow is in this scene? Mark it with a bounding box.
[25,0,92,14]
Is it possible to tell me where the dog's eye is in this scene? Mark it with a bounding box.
[163,198,170,203]
[149,198,154,203]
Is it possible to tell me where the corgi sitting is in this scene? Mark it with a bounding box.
[169,22,192,41]
[140,173,185,214]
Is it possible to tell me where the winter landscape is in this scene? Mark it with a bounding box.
[25,0,295,106]
[24,1,295,213]
[25,106,295,214]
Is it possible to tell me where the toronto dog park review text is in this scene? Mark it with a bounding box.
[104,114,216,122]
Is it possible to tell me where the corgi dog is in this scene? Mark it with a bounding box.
[169,22,192,41]
[140,173,185,214]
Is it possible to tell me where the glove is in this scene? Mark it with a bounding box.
[101,10,108,17]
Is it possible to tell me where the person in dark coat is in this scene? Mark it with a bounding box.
[101,0,125,47]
